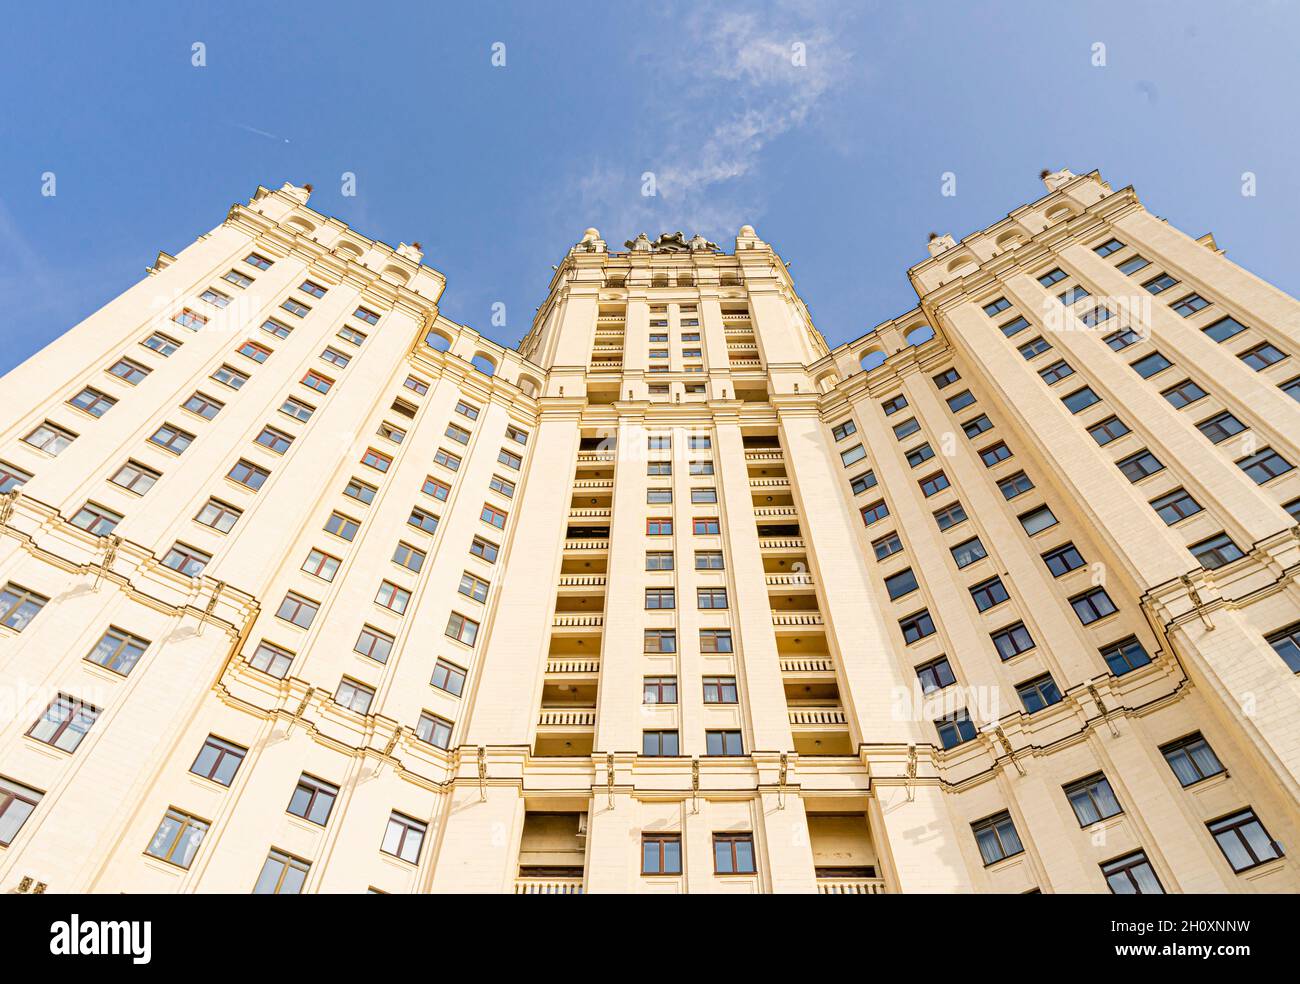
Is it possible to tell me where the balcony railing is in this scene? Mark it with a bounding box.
[557,575,607,587]
[564,538,609,551]
[754,506,798,519]
[817,878,886,895]
[569,507,612,520]
[576,451,617,463]
[765,573,813,587]
[750,478,790,490]
[729,358,762,369]
[546,658,601,675]
[572,479,614,490]
[789,706,847,726]
[745,450,784,462]
[758,536,804,550]
[515,877,586,894]
[779,656,834,673]
[589,361,623,371]
[772,612,823,627]
[537,709,597,727]
[552,614,604,628]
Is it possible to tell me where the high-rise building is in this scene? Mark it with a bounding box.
[0,169,1297,894]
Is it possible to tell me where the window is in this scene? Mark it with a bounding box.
[253,849,310,894]
[1037,267,1067,286]
[685,629,730,658]
[416,713,453,749]
[1266,623,1300,673]
[933,367,961,388]
[1208,809,1283,873]
[1065,774,1123,826]
[27,694,98,752]
[497,448,522,470]
[861,500,890,526]
[992,622,1035,661]
[71,502,122,536]
[195,498,241,534]
[702,676,738,704]
[431,658,467,695]
[972,811,1023,865]
[68,386,116,417]
[950,537,986,568]
[354,626,394,664]
[394,542,426,573]
[906,444,934,467]
[377,422,406,444]
[1080,305,1113,328]
[1190,533,1245,570]
[999,315,1029,338]
[277,592,319,629]
[173,308,206,330]
[446,612,479,646]
[145,809,208,869]
[850,470,878,495]
[375,580,411,614]
[85,626,150,674]
[254,426,293,455]
[713,833,756,874]
[840,444,866,467]
[979,442,1011,466]
[1061,386,1100,414]
[355,306,380,325]
[643,730,679,756]
[693,518,720,535]
[1162,379,1206,409]
[1142,273,1179,295]
[935,709,976,749]
[706,730,744,756]
[296,279,327,299]
[470,537,499,563]
[147,422,193,455]
[1131,352,1173,378]
[892,418,920,441]
[0,777,42,846]
[382,813,428,863]
[884,568,918,600]
[1104,328,1141,351]
[933,502,967,530]
[190,736,246,786]
[697,587,727,609]
[643,676,678,704]
[1018,337,1051,360]
[301,370,334,394]
[1102,851,1163,894]
[957,416,991,442]
[1070,586,1117,624]
[1100,636,1152,676]
[1160,734,1224,787]
[647,461,672,477]
[443,423,472,447]
[1116,449,1163,483]
[1170,293,1210,317]
[982,297,1011,316]
[997,471,1033,500]
[881,394,908,416]
[405,376,430,396]
[281,396,315,422]
[344,477,378,505]
[645,587,675,610]
[212,364,249,390]
[1117,254,1150,275]
[1041,542,1085,577]
[287,774,339,826]
[643,833,682,875]
[110,460,160,495]
[480,503,507,529]
[687,435,710,451]
[1237,447,1293,484]
[1094,237,1125,257]
[1057,286,1090,306]
[831,419,857,441]
[873,532,903,561]
[108,357,151,385]
[688,460,715,476]
[201,285,233,307]
[325,511,360,540]
[1018,505,1057,535]
[228,459,270,490]
[919,471,949,497]
[646,550,674,571]
[0,461,32,493]
[691,488,718,504]
[916,656,956,693]
[24,420,77,455]
[244,252,273,270]
[248,641,293,678]
[335,678,375,714]
[1196,410,1245,444]
[408,507,439,535]
[646,489,672,505]
[337,325,367,346]
[970,576,1009,612]
[458,571,489,602]
[1088,416,1130,445]
[645,630,676,654]
[1016,673,1062,712]
[237,339,274,365]
[162,542,211,577]
[281,298,311,318]
[899,609,936,645]
[358,448,390,473]
[648,435,672,451]
[1039,360,1074,385]
[1203,315,1247,343]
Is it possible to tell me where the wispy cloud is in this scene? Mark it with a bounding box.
[572,1,856,244]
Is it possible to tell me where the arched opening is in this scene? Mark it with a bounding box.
[517,373,543,399]
[425,329,452,352]
[906,325,935,346]
[814,370,840,394]
[470,353,497,377]
[859,349,886,371]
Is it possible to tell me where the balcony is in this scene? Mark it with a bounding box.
[758,536,805,552]
[565,538,609,551]
[772,612,823,628]
[546,657,601,676]
[765,572,814,589]
[572,478,614,491]
[750,477,791,492]
[576,451,617,464]
[537,708,597,727]
[557,574,607,589]
[817,877,886,895]
[552,613,604,631]
[729,358,762,369]
[745,449,783,463]
[779,655,836,677]
[569,507,612,521]
[789,706,847,727]
[754,506,798,520]
[514,877,585,895]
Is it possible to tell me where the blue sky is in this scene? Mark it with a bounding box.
[2,1,1298,372]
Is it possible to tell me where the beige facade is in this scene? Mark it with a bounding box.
[0,170,1298,894]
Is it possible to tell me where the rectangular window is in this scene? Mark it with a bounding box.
[642,833,682,875]
[1088,416,1130,445]
[1094,238,1125,257]
[244,252,273,270]
[228,459,270,490]
[355,306,381,325]
[999,315,1030,337]
[916,655,956,693]
[919,471,949,497]
[173,308,206,330]
[325,511,360,540]
[281,298,311,318]
[694,550,724,570]
[498,448,522,470]
[416,713,453,750]
[1062,386,1100,413]
[394,541,426,573]
[643,676,678,704]
[885,568,918,601]
[338,325,367,346]
[24,421,77,455]
[435,448,463,471]
[700,629,733,653]
[645,587,675,609]
[1100,636,1152,676]
[1117,449,1164,482]
[850,471,878,495]
[0,584,45,635]
[644,629,676,653]
[1070,586,1117,624]
[997,472,1033,500]
[840,444,866,467]
[405,376,430,396]
[950,537,986,568]
[481,503,507,528]
[1203,315,1247,343]
[407,507,439,534]
[470,536,499,563]
[280,396,315,422]
[643,730,679,756]
[377,422,406,444]
[1207,809,1283,873]
[1057,286,1090,307]
[647,488,672,504]
[1037,267,1067,286]
[1131,352,1173,378]
[881,395,908,416]
[162,542,211,577]
[255,425,293,454]
[946,390,976,412]
[935,709,976,748]
[301,370,334,394]
[344,478,378,505]
[212,364,249,389]
[933,502,967,530]
[68,386,117,417]
[969,576,1009,612]
[277,592,319,629]
[361,448,392,472]
[892,418,920,440]
[0,462,32,494]
[992,621,1035,661]
[71,502,122,536]
[697,587,728,609]
[1143,273,1179,295]
[979,442,1011,466]
[692,518,720,535]
[288,774,338,825]
[0,777,42,846]
[646,551,674,570]
[831,419,857,441]
[248,640,294,678]
[1170,293,1210,317]
[354,625,394,663]
[383,812,428,863]
[1042,542,1085,576]
[109,357,151,385]
[1104,328,1140,350]
[335,678,375,714]
[431,658,467,695]
[1160,733,1224,787]
[689,460,714,476]
[933,368,961,388]
[445,423,471,445]
[1237,447,1293,484]
[899,609,936,645]
[647,461,672,476]
[27,694,98,752]
[192,498,241,534]
[298,279,328,299]
[906,444,935,467]
[1190,532,1245,569]
[253,849,310,895]
[702,676,738,704]
[145,808,209,869]
[861,500,890,526]
[1018,505,1058,536]
[85,626,150,674]
[1196,410,1245,444]
[446,611,479,646]
[1102,851,1163,894]
[713,833,756,874]
[982,297,1011,316]
[375,580,411,614]
[1117,254,1150,275]
[972,811,1023,865]
[190,735,246,786]
[691,488,718,504]
[1064,774,1123,826]
[458,571,489,602]
[1016,672,1062,712]
[706,730,744,756]
[1162,379,1207,409]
